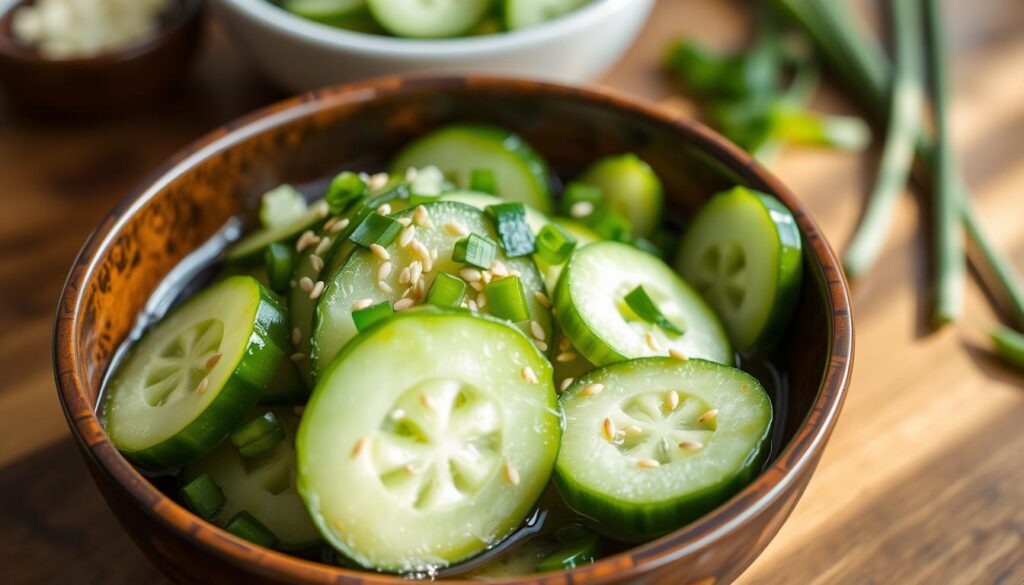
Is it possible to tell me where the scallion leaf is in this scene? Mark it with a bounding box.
[325,172,368,214]
[561,182,603,218]
[426,273,466,308]
[587,209,633,242]
[352,301,394,331]
[349,213,402,248]
[179,473,226,521]
[624,285,685,335]
[225,511,278,548]
[535,224,576,265]
[989,325,1024,370]
[486,203,536,257]
[485,276,530,322]
[264,243,294,292]
[229,412,286,459]
[453,233,498,269]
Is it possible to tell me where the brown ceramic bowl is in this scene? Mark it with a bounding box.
[53,76,853,585]
[0,0,202,114]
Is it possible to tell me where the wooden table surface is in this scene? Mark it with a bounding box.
[2,1,1021,583]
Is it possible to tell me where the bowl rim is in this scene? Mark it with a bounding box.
[53,75,853,584]
[215,0,650,57]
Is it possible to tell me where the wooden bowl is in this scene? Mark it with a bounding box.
[53,76,853,585]
[0,0,203,114]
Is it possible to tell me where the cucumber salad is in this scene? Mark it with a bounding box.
[273,0,594,39]
[101,123,802,577]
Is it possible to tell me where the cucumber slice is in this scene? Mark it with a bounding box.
[226,201,329,266]
[297,310,561,572]
[554,241,732,366]
[505,0,590,30]
[103,276,299,471]
[555,357,772,538]
[367,0,491,38]
[184,407,322,551]
[578,154,664,237]
[312,201,552,376]
[392,125,553,213]
[283,0,366,24]
[440,191,549,234]
[676,187,802,353]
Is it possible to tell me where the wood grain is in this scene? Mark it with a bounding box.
[1,0,1021,583]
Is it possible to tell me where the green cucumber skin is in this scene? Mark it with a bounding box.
[110,277,298,471]
[554,358,771,539]
[578,153,665,238]
[749,193,803,354]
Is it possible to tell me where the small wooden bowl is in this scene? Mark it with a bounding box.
[53,76,854,585]
[0,0,202,114]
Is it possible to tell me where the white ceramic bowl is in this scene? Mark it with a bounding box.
[212,0,654,92]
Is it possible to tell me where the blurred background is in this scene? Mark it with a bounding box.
[1,0,1021,583]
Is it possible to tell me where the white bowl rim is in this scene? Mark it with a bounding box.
[217,0,647,57]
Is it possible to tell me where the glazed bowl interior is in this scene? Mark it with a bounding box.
[55,77,852,584]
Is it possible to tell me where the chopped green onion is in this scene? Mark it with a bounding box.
[264,243,294,292]
[259,184,307,229]
[535,525,600,572]
[229,412,286,459]
[426,273,466,308]
[486,203,536,257]
[225,511,278,548]
[989,325,1024,370]
[587,209,633,242]
[561,182,603,217]
[352,301,394,331]
[535,224,577,265]
[624,285,685,335]
[470,168,497,194]
[453,233,498,269]
[179,473,225,521]
[325,171,367,214]
[485,276,530,321]
[349,213,402,248]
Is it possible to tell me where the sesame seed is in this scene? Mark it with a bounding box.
[521,366,538,384]
[291,328,301,345]
[398,225,416,247]
[529,321,546,341]
[352,298,374,311]
[290,352,307,362]
[490,260,509,277]
[377,203,392,215]
[324,217,338,231]
[669,348,689,362]
[480,270,493,284]
[397,217,413,227]
[469,281,484,292]
[444,221,469,237]
[420,394,436,410]
[315,236,333,256]
[645,331,660,351]
[312,201,330,218]
[394,298,415,312]
[295,230,320,253]
[398,267,411,285]
[196,377,209,395]
[625,425,643,436]
[377,280,393,293]
[569,201,594,218]
[560,378,575,392]
[204,352,222,369]
[637,459,660,469]
[460,267,482,282]
[503,462,520,486]
[309,281,325,300]
[377,261,393,281]
[536,341,549,352]
[678,440,703,450]
[665,390,680,411]
[698,409,719,424]
[330,218,350,233]
[467,299,479,312]
[409,261,423,285]
[556,351,577,363]
[369,244,390,260]
[423,256,434,273]
[430,248,438,261]
[581,383,603,396]
[558,336,571,352]
[411,241,431,263]
[368,172,389,190]
[414,205,432,228]
[350,437,367,458]
[310,254,324,272]
[299,277,314,293]
[603,417,616,440]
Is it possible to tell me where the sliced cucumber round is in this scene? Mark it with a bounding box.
[578,153,664,237]
[226,201,328,266]
[554,241,732,366]
[440,191,550,234]
[555,357,772,538]
[676,187,802,353]
[392,125,553,213]
[368,0,491,38]
[282,0,366,24]
[104,276,299,471]
[297,310,561,572]
[184,407,322,550]
[312,201,552,376]
[505,0,591,30]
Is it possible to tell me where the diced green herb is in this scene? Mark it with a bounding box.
[486,203,536,257]
[259,184,307,229]
[535,224,577,265]
[470,168,497,194]
[225,511,278,548]
[352,301,394,331]
[989,325,1024,370]
[452,233,497,269]
[179,473,226,521]
[229,412,286,459]
[587,209,633,242]
[624,285,686,335]
[426,273,466,308]
[264,243,294,292]
[325,171,368,213]
[485,276,530,322]
[349,213,402,248]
